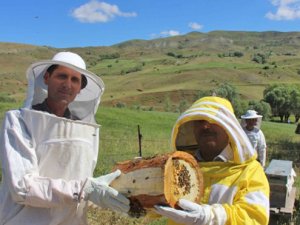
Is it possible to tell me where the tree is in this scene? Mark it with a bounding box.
[213,83,237,103]
[263,84,295,122]
[178,99,188,113]
[212,83,244,117]
[248,100,272,120]
[232,99,248,118]
[194,90,212,102]
[252,53,267,64]
[289,87,300,122]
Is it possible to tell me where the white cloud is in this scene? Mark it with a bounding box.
[266,0,300,20]
[188,22,203,30]
[71,0,137,23]
[160,30,180,37]
[150,30,180,39]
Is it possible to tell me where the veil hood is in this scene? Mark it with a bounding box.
[23,52,104,123]
[171,96,256,164]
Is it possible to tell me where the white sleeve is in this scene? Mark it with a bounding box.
[0,110,83,208]
[257,130,267,167]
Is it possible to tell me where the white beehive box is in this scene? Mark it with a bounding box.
[265,159,295,208]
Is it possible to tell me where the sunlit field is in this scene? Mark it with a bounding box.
[0,103,299,224]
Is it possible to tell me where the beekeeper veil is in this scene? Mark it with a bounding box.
[24,51,105,123]
[171,96,256,164]
[240,110,263,129]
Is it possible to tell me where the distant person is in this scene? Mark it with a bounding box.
[0,52,129,225]
[155,96,270,225]
[241,110,267,167]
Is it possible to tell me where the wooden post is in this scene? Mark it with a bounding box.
[138,125,142,157]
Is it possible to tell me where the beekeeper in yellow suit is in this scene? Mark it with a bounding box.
[0,52,129,225]
[155,96,270,225]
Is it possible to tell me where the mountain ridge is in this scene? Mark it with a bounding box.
[1,30,300,110]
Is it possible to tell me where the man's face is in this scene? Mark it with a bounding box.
[193,120,229,161]
[245,118,257,129]
[44,65,82,105]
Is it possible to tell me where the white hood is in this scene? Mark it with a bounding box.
[23,52,105,123]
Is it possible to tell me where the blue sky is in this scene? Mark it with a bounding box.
[1,0,300,48]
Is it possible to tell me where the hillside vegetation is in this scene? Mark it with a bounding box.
[1,31,300,224]
[1,31,300,110]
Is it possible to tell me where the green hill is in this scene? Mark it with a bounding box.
[1,31,300,110]
[1,32,300,223]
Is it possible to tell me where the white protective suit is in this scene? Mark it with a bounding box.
[241,110,267,167]
[242,127,266,167]
[0,52,105,225]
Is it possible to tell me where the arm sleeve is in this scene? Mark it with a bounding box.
[0,110,84,208]
[222,163,270,225]
[257,130,267,167]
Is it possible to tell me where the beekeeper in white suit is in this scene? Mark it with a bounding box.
[0,52,130,225]
[241,110,267,167]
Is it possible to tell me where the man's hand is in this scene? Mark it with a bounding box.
[84,170,130,213]
[154,199,211,225]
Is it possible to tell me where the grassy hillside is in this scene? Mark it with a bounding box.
[1,30,300,224]
[0,101,299,224]
[1,31,300,110]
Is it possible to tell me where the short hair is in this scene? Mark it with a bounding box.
[46,64,87,89]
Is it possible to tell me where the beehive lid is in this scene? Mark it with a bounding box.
[265,159,293,180]
[265,160,293,176]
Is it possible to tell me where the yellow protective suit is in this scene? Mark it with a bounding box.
[168,97,270,225]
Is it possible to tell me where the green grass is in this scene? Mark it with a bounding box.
[92,107,300,225]
[94,107,178,175]
[262,120,300,143]
[0,103,299,224]
[94,107,300,173]
[96,106,177,139]
[2,31,300,224]
[92,59,144,76]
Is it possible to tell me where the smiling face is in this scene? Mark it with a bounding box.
[193,120,229,161]
[44,65,82,106]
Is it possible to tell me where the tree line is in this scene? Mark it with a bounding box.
[198,83,300,123]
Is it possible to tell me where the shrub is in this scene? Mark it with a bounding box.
[115,102,126,108]
[252,53,267,64]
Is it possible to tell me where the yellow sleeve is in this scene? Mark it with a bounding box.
[223,162,270,225]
